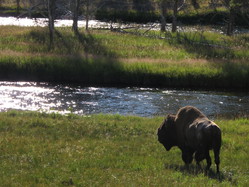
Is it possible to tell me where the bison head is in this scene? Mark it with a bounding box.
[157,114,177,151]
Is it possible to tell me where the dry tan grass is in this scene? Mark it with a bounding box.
[0,49,33,57]
[119,57,210,64]
[0,49,66,59]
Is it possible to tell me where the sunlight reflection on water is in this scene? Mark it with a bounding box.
[0,82,248,117]
[0,17,100,27]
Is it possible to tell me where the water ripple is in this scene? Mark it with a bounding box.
[0,81,248,117]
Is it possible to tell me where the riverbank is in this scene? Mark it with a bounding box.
[1,26,249,90]
[0,111,248,186]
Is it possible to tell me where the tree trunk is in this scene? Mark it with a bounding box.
[72,0,80,34]
[85,0,89,30]
[227,5,236,36]
[160,0,167,32]
[191,0,200,9]
[48,0,56,49]
[172,0,178,33]
[16,0,21,14]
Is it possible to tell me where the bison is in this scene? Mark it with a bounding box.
[157,106,221,173]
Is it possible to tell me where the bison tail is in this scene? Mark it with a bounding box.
[211,125,221,173]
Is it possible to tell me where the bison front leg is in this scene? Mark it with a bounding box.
[181,149,194,167]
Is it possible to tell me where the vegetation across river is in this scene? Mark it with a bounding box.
[0,111,248,186]
[0,26,249,90]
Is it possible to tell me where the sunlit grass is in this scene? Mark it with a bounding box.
[2,26,249,60]
[0,111,249,186]
[1,26,248,59]
[0,26,249,89]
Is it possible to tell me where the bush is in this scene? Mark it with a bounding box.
[96,9,249,27]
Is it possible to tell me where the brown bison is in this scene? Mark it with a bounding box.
[157,106,221,173]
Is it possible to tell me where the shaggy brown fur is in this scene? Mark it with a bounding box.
[157,106,221,173]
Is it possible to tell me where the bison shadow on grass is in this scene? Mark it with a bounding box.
[157,106,222,174]
[164,163,237,184]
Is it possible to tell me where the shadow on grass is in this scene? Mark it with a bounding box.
[164,31,249,89]
[164,163,238,185]
[22,28,180,87]
[27,27,118,58]
[166,31,236,59]
[21,28,126,85]
[203,59,249,90]
[75,30,118,59]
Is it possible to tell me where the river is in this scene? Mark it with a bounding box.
[1,16,249,34]
[0,82,248,118]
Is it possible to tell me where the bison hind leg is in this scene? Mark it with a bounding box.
[204,150,212,173]
[194,151,206,171]
[214,148,220,174]
[195,150,212,173]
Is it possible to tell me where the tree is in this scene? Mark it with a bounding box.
[72,0,80,34]
[222,0,249,35]
[85,0,90,30]
[172,0,179,32]
[160,0,169,31]
[16,0,21,14]
[190,0,200,9]
[158,0,185,33]
[82,0,104,31]
[48,0,56,49]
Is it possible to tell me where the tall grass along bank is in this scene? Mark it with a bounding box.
[0,111,249,186]
[0,26,249,90]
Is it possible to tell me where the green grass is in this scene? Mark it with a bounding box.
[0,26,249,89]
[0,111,249,186]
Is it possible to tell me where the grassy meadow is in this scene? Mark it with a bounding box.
[0,26,249,89]
[0,111,248,186]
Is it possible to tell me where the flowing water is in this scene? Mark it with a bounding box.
[1,17,249,34]
[0,82,248,118]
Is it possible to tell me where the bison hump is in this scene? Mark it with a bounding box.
[176,106,206,121]
[175,106,207,132]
